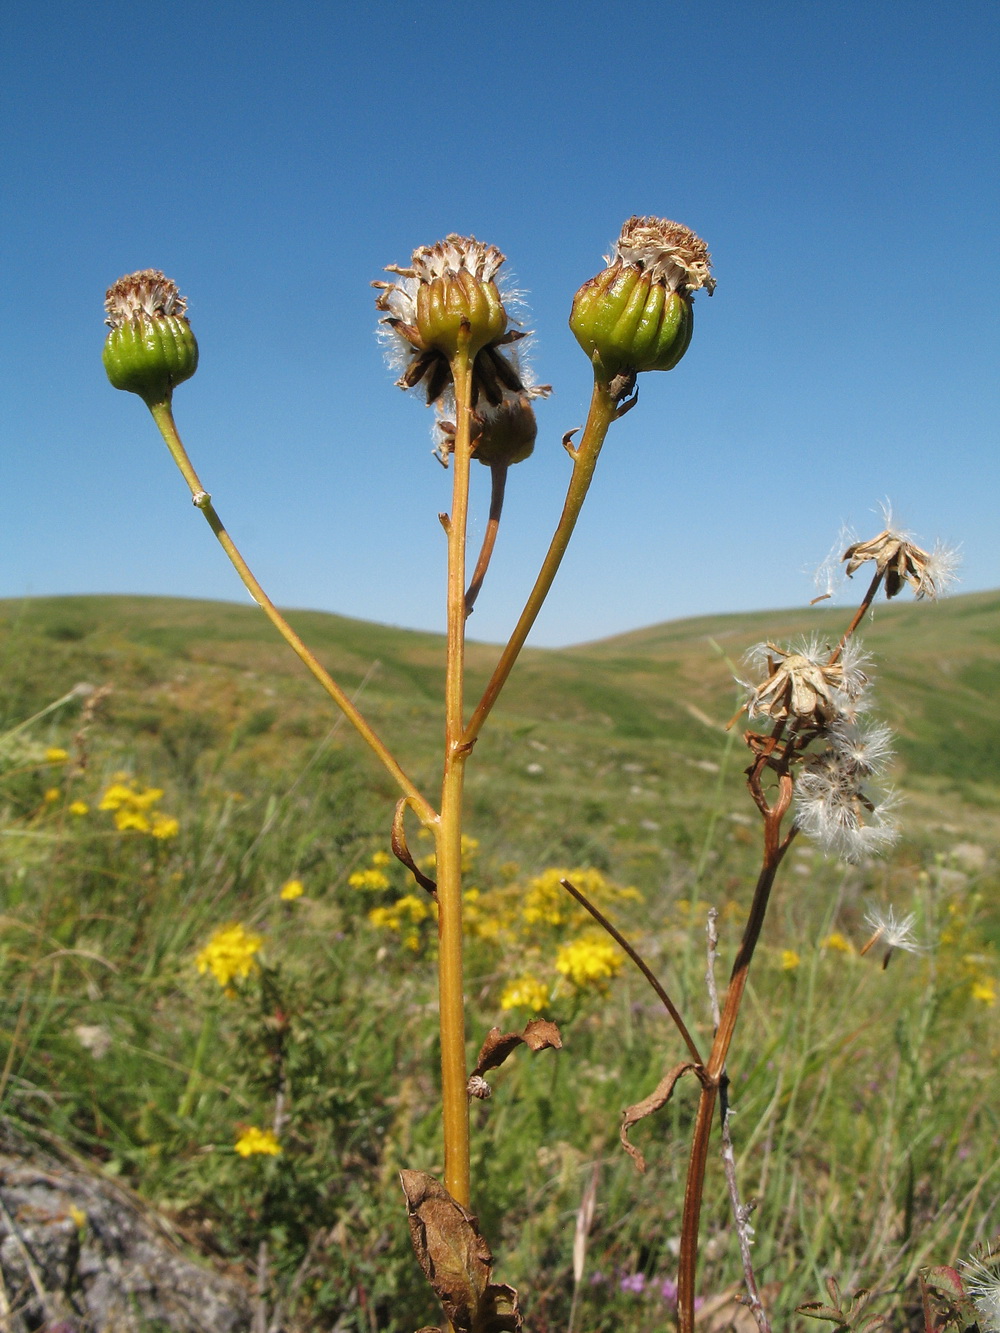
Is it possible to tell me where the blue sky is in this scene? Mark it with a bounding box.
[2,1,996,646]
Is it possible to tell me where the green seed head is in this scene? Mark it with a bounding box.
[570,216,713,381]
[103,270,198,406]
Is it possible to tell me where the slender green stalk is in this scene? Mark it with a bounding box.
[146,400,435,827]
[177,1008,214,1117]
[436,341,475,1205]
[462,379,618,748]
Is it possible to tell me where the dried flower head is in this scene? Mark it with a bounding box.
[860,904,922,967]
[374,234,529,408]
[611,216,716,296]
[102,270,198,404]
[104,270,189,328]
[843,527,959,600]
[569,215,713,381]
[743,639,868,728]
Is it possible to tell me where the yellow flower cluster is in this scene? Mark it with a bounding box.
[781,950,801,971]
[359,851,640,1010]
[821,932,854,954]
[349,867,391,891]
[196,923,263,988]
[369,894,436,951]
[500,975,551,1012]
[555,935,623,989]
[234,1126,281,1157]
[280,879,304,901]
[98,778,179,839]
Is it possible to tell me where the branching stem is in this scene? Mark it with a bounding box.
[146,400,435,827]
[560,876,703,1065]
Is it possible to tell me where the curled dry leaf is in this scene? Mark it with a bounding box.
[469,1019,562,1090]
[399,1170,521,1333]
[620,1061,700,1172]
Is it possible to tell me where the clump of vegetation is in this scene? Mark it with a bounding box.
[0,222,996,1330]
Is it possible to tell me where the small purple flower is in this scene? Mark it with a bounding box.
[589,1270,607,1286]
[620,1272,646,1294]
[659,1277,678,1304]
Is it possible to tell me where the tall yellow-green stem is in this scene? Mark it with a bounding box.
[435,340,475,1205]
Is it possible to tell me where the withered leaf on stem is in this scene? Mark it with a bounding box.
[400,1170,491,1332]
[399,1171,522,1333]
[620,1061,700,1172]
[470,1019,562,1083]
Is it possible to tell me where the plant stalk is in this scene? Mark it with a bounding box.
[462,379,617,748]
[146,400,434,826]
[436,342,475,1205]
[676,777,795,1332]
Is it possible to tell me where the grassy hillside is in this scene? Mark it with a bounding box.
[0,591,998,1331]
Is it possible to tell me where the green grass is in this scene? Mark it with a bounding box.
[0,591,998,1330]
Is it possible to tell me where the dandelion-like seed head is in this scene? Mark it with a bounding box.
[610,216,716,295]
[374,234,531,410]
[861,905,922,966]
[960,1249,1000,1330]
[828,718,895,778]
[794,756,899,864]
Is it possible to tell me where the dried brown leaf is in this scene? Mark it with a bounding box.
[400,1170,492,1332]
[477,1281,521,1333]
[620,1061,699,1172]
[470,1020,562,1083]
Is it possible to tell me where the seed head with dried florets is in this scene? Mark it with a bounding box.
[374,234,534,409]
[102,270,198,406]
[843,526,960,600]
[742,638,869,729]
[569,215,714,382]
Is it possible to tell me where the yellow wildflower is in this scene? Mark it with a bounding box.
[99,780,177,837]
[280,879,304,901]
[45,748,69,763]
[500,976,551,1012]
[368,894,435,937]
[150,813,179,840]
[781,950,801,971]
[43,788,61,803]
[234,1126,281,1157]
[371,850,391,868]
[196,923,263,988]
[69,800,89,816]
[115,809,151,833]
[555,936,622,989]
[821,932,854,954]
[971,978,997,1006]
[348,867,391,891]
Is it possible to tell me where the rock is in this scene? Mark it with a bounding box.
[0,1120,252,1332]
